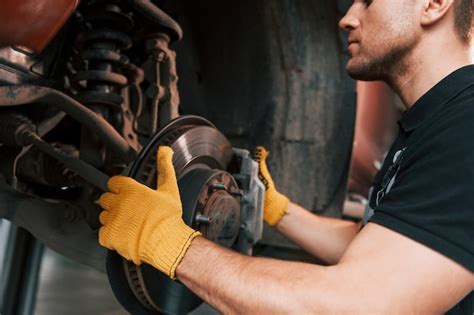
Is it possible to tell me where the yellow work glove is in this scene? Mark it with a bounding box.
[254,146,290,226]
[99,146,201,280]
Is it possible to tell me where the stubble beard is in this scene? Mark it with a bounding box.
[346,38,415,84]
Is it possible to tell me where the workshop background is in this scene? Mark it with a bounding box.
[0,0,402,314]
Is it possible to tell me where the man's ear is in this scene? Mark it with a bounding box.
[420,0,455,26]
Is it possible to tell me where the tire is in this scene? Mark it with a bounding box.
[165,0,354,247]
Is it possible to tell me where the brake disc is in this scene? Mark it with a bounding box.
[106,115,242,314]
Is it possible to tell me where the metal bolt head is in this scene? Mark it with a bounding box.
[195,213,212,225]
[211,182,227,190]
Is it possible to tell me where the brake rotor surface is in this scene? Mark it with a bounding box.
[106,115,240,314]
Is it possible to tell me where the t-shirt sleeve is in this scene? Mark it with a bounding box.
[370,106,474,272]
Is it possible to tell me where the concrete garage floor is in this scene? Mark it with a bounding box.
[35,248,126,315]
[35,248,217,315]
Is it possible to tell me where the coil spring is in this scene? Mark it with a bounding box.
[73,2,134,107]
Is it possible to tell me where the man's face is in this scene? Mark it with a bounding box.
[339,0,420,81]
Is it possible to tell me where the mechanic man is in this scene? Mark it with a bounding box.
[98,0,474,313]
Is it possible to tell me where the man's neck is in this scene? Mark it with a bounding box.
[388,39,473,109]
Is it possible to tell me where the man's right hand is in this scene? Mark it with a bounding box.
[98,146,201,279]
[253,146,290,226]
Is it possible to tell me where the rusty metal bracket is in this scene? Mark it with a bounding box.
[0,85,137,162]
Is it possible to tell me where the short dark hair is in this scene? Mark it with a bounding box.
[454,0,473,44]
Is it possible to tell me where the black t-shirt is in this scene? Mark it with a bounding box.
[366,65,474,314]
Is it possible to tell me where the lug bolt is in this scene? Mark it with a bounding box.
[230,187,244,197]
[195,213,212,225]
[211,182,227,190]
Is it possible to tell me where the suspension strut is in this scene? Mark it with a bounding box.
[72,1,134,167]
[73,1,133,108]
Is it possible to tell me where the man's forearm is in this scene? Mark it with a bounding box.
[176,225,473,315]
[276,202,360,264]
[176,236,332,314]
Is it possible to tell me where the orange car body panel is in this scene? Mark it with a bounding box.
[0,0,79,53]
[348,81,404,197]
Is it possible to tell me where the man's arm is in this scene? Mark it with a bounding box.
[254,146,362,264]
[177,223,473,314]
[276,202,361,264]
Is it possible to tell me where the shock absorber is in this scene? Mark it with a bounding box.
[72,0,134,167]
[73,1,133,108]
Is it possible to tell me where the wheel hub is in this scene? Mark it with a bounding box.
[106,115,241,314]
